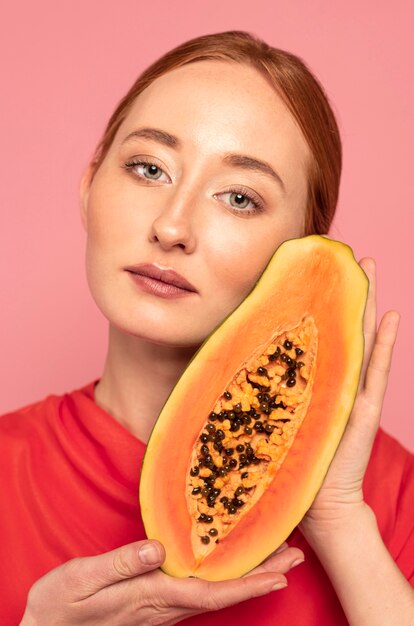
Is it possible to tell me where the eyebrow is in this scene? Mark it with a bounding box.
[122,127,286,193]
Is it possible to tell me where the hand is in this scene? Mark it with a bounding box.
[299,257,400,539]
[21,539,304,625]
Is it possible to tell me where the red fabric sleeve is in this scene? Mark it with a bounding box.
[363,427,414,585]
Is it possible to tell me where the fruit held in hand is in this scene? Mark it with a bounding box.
[140,235,368,580]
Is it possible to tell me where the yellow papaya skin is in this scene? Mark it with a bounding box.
[139,235,368,580]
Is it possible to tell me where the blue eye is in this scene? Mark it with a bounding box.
[140,163,163,180]
[123,158,170,182]
[122,159,265,216]
[216,188,265,216]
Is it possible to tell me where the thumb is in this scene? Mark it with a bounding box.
[67,540,166,594]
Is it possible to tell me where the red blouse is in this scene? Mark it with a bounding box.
[1,381,413,625]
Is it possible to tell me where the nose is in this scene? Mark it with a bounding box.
[148,188,198,254]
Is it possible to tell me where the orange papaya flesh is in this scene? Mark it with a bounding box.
[139,235,368,581]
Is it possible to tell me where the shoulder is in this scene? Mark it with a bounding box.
[365,427,414,567]
[0,381,97,445]
[0,393,60,438]
[365,427,414,496]
[0,393,66,493]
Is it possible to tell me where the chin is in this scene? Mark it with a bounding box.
[90,282,233,349]
[130,325,203,348]
[108,309,208,349]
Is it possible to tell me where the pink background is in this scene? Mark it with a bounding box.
[1,1,413,450]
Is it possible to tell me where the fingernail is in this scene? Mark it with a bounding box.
[139,543,161,565]
[290,558,305,569]
[272,581,288,591]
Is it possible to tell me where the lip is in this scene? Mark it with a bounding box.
[124,263,198,293]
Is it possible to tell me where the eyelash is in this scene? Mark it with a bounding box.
[122,158,265,216]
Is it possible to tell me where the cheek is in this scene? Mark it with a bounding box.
[83,183,137,301]
[205,221,292,308]
[85,179,154,273]
[87,187,133,247]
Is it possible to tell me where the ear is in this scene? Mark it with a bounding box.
[79,165,94,231]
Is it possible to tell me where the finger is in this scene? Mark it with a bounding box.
[358,257,377,390]
[243,546,304,577]
[172,572,288,613]
[65,540,166,597]
[364,310,400,408]
[274,541,289,554]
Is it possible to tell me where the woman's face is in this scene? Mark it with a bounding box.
[81,60,311,348]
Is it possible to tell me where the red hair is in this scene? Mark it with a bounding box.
[89,31,342,235]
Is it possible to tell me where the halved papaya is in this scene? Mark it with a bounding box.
[139,235,368,580]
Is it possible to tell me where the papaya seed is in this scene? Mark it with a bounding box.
[189,324,314,551]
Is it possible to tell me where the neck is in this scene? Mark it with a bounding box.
[94,324,199,443]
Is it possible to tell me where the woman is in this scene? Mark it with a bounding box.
[2,31,413,625]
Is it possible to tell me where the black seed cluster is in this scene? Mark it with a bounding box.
[194,337,306,544]
[266,340,307,388]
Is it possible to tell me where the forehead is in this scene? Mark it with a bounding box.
[116,60,310,188]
